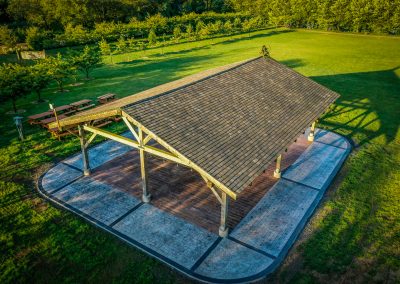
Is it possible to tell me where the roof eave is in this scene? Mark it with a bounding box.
[48,108,121,130]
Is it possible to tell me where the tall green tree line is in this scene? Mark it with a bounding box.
[228,0,400,34]
[1,0,231,30]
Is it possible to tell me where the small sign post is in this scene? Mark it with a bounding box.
[13,116,24,141]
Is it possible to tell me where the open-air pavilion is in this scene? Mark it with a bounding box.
[41,56,350,282]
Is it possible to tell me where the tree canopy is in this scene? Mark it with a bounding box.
[69,46,102,79]
[43,54,76,92]
[0,63,30,112]
[28,61,52,102]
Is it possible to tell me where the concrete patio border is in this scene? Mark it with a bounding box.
[37,129,351,283]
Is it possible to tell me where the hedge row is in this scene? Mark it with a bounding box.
[26,12,258,50]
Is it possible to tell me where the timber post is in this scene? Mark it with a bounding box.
[219,192,229,237]
[308,121,316,142]
[139,128,151,203]
[273,154,282,178]
[78,124,91,176]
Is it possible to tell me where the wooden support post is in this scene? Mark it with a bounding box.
[274,154,282,178]
[308,121,316,142]
[78,125,91,176]
[139,128,151,203]
[219,192,229,237]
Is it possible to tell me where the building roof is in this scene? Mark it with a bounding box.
[122,57,339,193]
[53,56,339,195]
[51,58,252,128]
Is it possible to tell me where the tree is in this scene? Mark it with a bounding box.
[70,46,102,79]
[138,41,147,56]
[211,20,224,34]
[195,20,205,39]
[173,26,182,42]
[98,38,112,63]
[233,17,242,30]
[115,36,127,54]
[44,54,76,92]
[186,23,193,39]
[28,61,52,102]
[224,20,233,34]
[25,27,45,50]
[148,29,157,46]
[63,23,87,45]
[198,24,210,39]
[242,19,254,37]
[127,37,136,51]
[0,26,17,49]
[0,63,30,113]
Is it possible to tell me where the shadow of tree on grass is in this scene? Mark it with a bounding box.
[313,67,400,146]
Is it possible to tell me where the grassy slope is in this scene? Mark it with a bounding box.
[0,29,399,283]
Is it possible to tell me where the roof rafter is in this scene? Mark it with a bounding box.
[121,111,238,199]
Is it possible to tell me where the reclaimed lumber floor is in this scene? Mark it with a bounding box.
[90,134,310,234]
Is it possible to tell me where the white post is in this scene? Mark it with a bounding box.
[139,128,151,203]
[219,192,229,237]
[273,154,282,178]
[308,121,316,142]
[78,125,91,176]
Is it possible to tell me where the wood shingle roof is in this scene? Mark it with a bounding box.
[122,57,339,194]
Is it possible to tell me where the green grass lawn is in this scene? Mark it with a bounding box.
[1,28,399,283]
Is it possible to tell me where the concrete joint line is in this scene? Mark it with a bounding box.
[281,177,321,192]
[60,162,84,173]
[190,237,223,272]
[314,140,347,150]
[110,202,144,227]
[228,236,277,260]
[49,175,84,194]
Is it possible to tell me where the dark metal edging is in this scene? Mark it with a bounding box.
[35,131,352,284]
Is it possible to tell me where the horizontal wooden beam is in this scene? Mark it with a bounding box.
[48,109,121,130]
[83,125,188,167]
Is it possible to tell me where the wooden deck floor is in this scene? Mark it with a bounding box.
[91,134,310,234]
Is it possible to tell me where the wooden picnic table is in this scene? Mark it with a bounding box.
[40,114,67,128]
[70,99,92,107]
[70,99,95,112]
[97,93,116,104]
[49,105,74,113]
[28,111,54,124]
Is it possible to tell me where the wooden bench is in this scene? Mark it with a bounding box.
[63,109,77,116]
[77,104,95,112]
[28,111,53,125]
